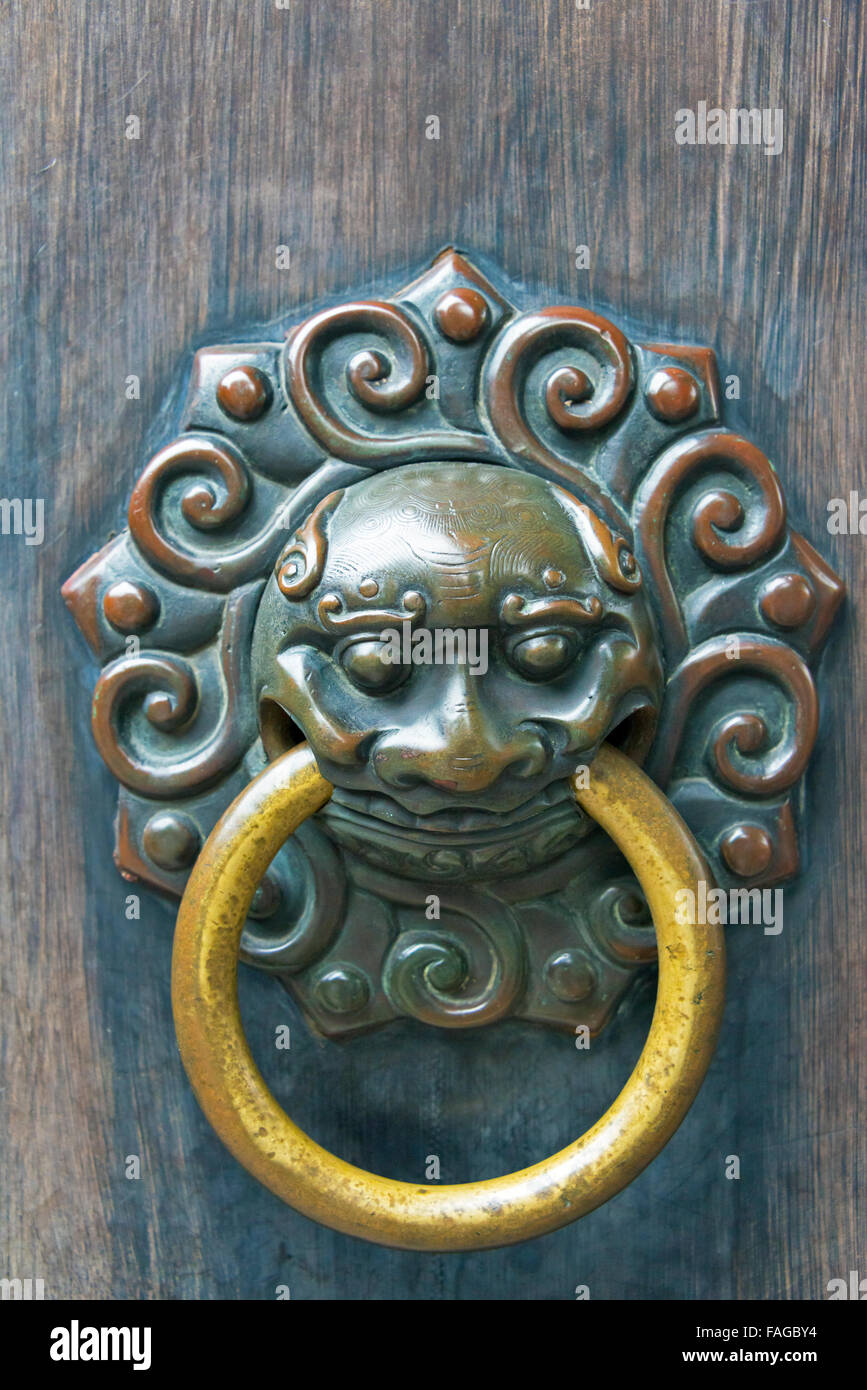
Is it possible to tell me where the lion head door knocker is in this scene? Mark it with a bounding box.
[64,250,844,1249]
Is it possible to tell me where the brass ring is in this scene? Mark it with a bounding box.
[172,742,725,1251]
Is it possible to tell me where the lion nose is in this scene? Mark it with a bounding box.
[373,683,548,794]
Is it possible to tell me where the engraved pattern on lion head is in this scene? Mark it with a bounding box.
[253,462,663,875]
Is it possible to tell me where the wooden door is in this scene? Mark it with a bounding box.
[2,0,863,1300]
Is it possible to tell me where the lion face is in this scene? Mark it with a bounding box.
[252,462,662,874]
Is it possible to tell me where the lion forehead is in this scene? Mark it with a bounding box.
[323,463,599,591]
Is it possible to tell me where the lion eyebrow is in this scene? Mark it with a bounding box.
[317,589,427,634]
[500,592,604,627]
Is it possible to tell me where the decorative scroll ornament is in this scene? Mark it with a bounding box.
[63,249,844,1040]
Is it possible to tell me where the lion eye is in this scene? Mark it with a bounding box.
[508,632,576,681]
[339,639,409,693]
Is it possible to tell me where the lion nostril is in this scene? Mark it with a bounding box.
[512,755,543,779]
[384,769,427,791]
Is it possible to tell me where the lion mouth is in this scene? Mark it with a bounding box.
[322,777,576,838]
[317,777,590,880]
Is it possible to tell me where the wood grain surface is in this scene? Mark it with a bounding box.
[1,0,864,1300]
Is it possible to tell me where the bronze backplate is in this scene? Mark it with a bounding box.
[63,250,844,1038]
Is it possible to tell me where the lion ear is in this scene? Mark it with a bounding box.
[553,487,642,595]
[276,489,345,599]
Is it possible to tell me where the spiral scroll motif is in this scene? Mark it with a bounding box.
[284,300,491,464]
[91,586,259,797]
[647,635,818,796]
[382,893,526,1028]
[484,306,634,532]
[634,430,787,663]
[129,435,289,592]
